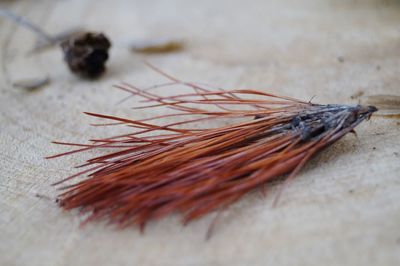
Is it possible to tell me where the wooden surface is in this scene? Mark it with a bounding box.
[1,0,400,265]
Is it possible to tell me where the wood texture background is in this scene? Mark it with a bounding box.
[1,0,399,265]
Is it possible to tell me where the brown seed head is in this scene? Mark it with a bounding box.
[61,32,111,78]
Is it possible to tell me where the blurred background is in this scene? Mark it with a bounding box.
[1,1,399,266]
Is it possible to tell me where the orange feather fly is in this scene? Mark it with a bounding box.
[48,64,377,231]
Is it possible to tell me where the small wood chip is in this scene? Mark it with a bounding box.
[365,94,400,119]
[366,95,400,110]
[13,76,50,90]
[131,38,184,54]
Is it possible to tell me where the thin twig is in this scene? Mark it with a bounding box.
[0,8,54,44]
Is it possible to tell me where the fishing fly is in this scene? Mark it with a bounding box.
[48,64,377,231]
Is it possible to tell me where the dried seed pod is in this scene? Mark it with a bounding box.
[61,32,111,78]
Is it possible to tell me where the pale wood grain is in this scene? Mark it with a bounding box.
[1,1,399,266]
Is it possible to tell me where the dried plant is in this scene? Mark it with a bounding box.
[48,64,377,231]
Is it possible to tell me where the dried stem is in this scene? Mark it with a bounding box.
[0,8,54,44]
